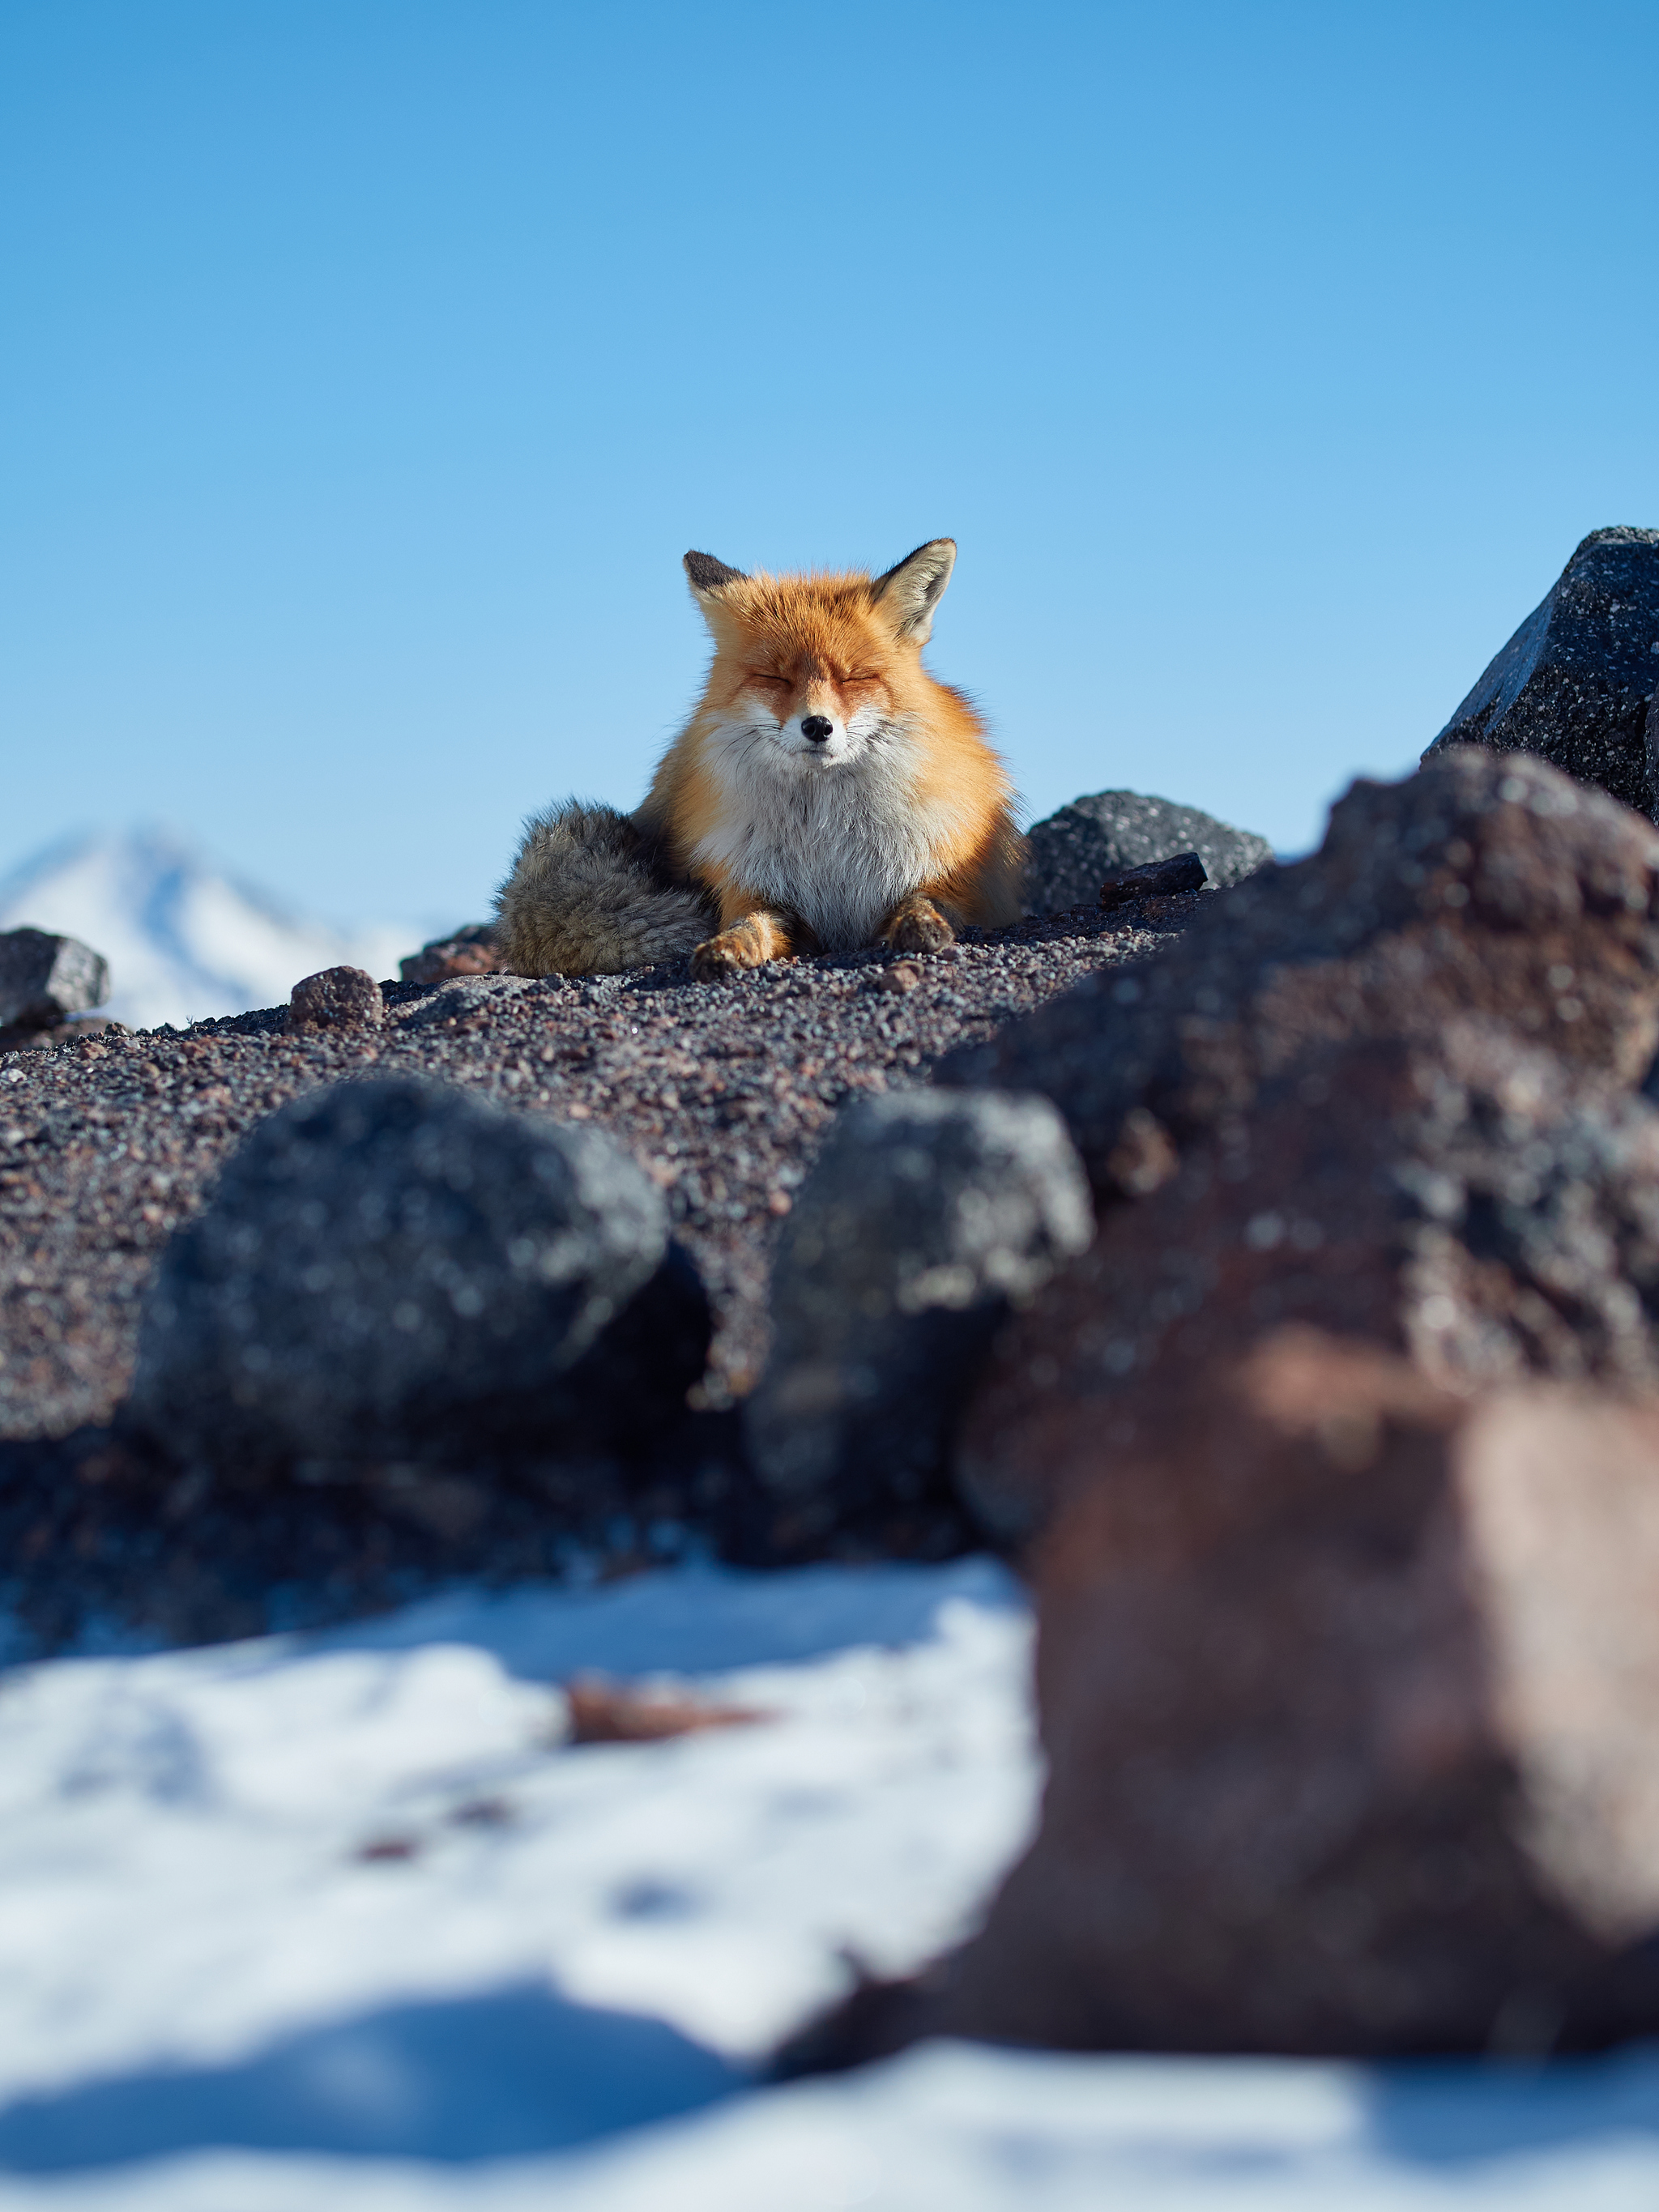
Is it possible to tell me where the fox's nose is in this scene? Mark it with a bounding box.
[800,715,834,744]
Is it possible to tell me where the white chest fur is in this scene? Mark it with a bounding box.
[690,714,962,948]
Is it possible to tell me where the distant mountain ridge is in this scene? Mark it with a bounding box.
[0,829,419,1032]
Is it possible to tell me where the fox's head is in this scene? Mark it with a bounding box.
[683,539,958,773]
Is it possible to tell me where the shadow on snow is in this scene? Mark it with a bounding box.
[0,1981,744,2173]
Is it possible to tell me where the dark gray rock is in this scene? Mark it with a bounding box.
[744,1089,1093,1533]
[126,1077,710,1481]
[1098,850,1206,910]
[394,974,537,1027]
[1423,526,1659,818]
[1024,792,1271,917]
[0,928,109,1031]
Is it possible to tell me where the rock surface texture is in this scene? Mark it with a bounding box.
[1023,791,1271,916]
[957,1024,1659,1542]
[947,748,1659,1198]
[840,1336,1659,2060]
[287,965,386,1034]
[1422,526,1659,818]
[126,1076,708,1480]
[744,1090,1093,1543]
[398,924,505,985]
[0,927,109,1033]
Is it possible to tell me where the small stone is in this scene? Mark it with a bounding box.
[880,961,922,995]
[1098,850,1208,910]
[1025,794,1270,916]
[287,965,384,1034]
[565,1675,766,1745]
[0,928,109,1030]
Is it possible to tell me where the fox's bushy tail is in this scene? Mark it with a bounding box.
[493,801,714,977]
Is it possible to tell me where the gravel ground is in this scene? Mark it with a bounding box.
[1,900,1197,1443]
[0,901,1200,1650]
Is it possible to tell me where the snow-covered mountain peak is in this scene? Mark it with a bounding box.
[0,829,420,1033]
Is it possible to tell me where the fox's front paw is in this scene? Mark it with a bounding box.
[691,932,747,983]
[885,899,955,955]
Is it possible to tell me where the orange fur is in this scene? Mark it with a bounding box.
[638,544,1026,978]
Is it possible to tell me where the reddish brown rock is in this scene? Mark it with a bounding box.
[399,927,504,985]
[957,1025,1659,1545]
[804,1336,1659,2064]
[287,965,385,1034]
[942,749,1659,1196]
[565,1675,768,1745]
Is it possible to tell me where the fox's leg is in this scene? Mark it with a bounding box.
[691,904,799,982]
[881,890,957,955]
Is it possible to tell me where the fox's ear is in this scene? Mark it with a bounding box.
[871,539,957,645]
[684,550,748,606]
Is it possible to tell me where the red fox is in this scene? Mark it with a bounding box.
[495,540,1026,981]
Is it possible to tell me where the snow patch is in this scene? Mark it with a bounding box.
[0,1558,1654,2210]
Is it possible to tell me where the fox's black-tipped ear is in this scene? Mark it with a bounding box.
[871,539,957,645]
[684,550,748,602]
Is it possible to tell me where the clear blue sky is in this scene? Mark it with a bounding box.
[2,0,1657,932]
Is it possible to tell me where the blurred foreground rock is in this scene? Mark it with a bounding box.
[820,1339,1659,2061]
[126,1076,710,1482]
[1024,791,1270,916]
[947,748,1659,1196]
[958,1026,1659,1543]
[1423,526,1659,819]
[744,1090,1092,1546]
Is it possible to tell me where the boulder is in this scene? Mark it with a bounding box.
[126,1077,710,1480]
[958,1025,1659,1545]
[1423,526,1659,819]
[913,1342,1659,2056]
[743,1089,1093,1538]
[1024,791,1271,916]
[945,749,1659,1198]
[0,927,109,1031]
[287,965,384,1033]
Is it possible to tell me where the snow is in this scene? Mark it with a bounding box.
[0,829,419,1030]
[0,1558,1653,2210]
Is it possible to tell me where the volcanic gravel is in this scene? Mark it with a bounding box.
[0,901,1198,1446]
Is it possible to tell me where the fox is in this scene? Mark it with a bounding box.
[494,539,1026,982]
